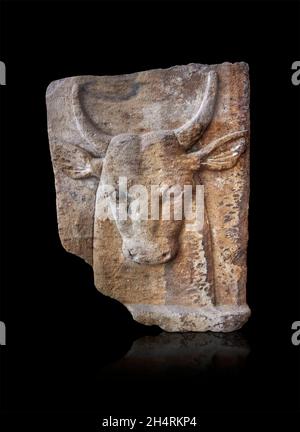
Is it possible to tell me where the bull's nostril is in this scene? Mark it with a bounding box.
[128,249,135,257]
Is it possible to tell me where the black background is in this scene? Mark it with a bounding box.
[0,0,300,429]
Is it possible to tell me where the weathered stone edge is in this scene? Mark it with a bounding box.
[45,62,249,98]
[126,304,251,333]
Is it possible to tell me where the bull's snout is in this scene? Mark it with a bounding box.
[122,239,178,265]
[127,248,172,264]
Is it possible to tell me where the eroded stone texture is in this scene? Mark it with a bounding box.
[46,63,251,332]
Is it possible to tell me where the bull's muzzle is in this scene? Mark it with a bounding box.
[122,239,178,265]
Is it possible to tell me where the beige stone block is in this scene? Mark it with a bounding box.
[46,63,250,332]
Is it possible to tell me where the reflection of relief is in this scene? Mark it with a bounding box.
[47,63,251,331]
[100,332,250,377]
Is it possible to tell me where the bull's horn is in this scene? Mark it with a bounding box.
[72,82,111,157]
[175,70,218,149]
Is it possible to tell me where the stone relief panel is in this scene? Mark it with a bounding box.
[46,63,250,332]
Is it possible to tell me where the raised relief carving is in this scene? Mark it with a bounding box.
[46,63,250,331]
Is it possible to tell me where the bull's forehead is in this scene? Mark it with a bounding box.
[102,131,190,186]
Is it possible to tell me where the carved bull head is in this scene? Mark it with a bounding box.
[60,71,247,265]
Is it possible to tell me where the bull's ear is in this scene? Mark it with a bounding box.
[184,130,247,171]
[53,144,103,179]
[201,137,246,170]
